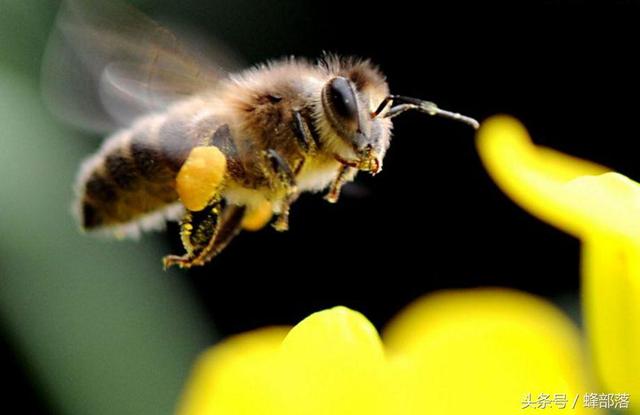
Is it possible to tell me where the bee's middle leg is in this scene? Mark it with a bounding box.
[262,149,299,232]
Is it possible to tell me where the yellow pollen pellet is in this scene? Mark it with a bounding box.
[177,146,227,212]
[241,199,273,231]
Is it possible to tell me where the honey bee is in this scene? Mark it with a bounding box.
[44,0,478,269]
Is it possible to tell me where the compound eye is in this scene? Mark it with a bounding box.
[323,77,359,128]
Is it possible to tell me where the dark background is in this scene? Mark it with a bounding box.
[172,1,640,332]
[3,1,640,413]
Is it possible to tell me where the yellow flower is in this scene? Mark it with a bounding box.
[177,289,594,415]
[477,115,640,410]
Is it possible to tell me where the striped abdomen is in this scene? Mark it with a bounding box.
[76,103,238,234]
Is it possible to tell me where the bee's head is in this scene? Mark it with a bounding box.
[318,57,478,174]
[320,67,392,174]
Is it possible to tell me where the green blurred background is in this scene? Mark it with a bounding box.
[0,1,215,414]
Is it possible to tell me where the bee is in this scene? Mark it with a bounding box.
[44,0,478,269]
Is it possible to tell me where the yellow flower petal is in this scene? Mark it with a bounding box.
[476,115,609,237]
[476,116,640,411]
[178,293,595,415]
[177,308,389,415]
[566,173,640,240]
[385,289,595,415]
[582,238,640,408]
[176,327,290,415]
[278,306,388,415]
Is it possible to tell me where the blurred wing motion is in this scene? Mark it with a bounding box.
[42,0,236,133]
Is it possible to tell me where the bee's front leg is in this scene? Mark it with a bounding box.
[163,198,246,269]
[325,164,357,203]
[261,149,299,232]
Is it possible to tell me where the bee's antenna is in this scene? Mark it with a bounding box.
[372,95,479,130]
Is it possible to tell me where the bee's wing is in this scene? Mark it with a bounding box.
[42,0,238,133]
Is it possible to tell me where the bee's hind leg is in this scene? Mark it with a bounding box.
[163,198,246,269]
